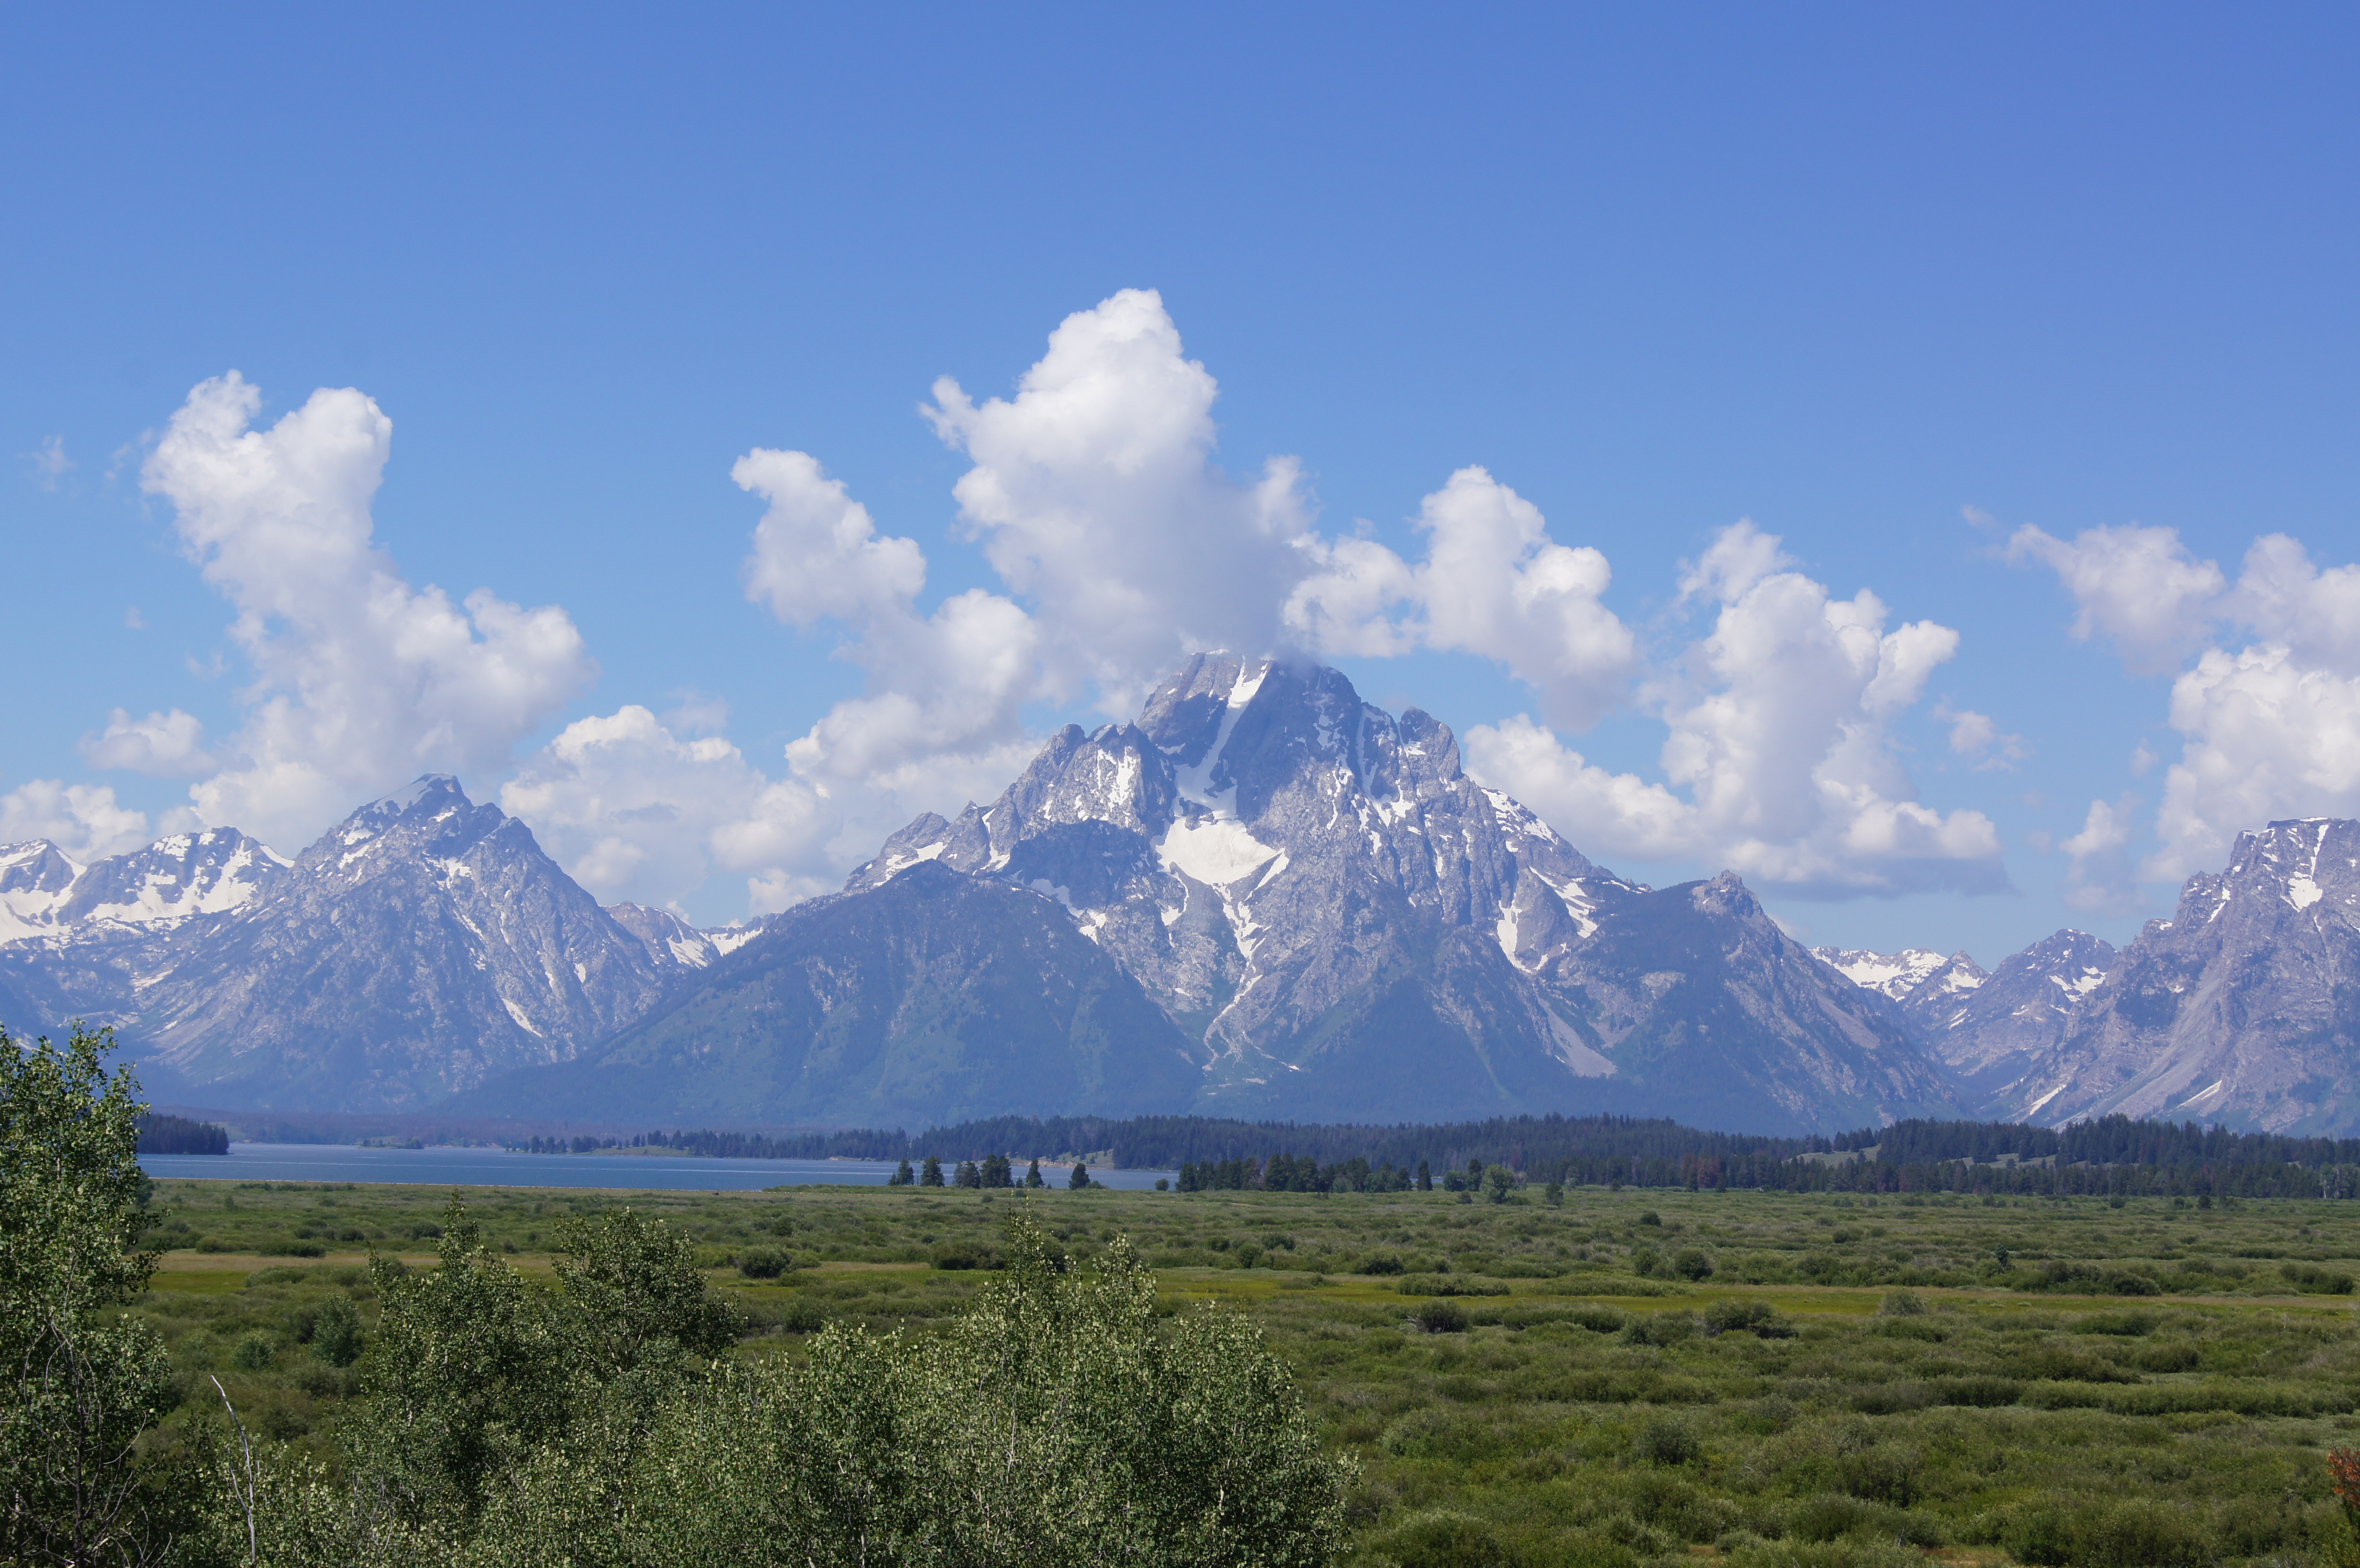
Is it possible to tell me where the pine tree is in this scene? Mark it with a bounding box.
[889,1159,915,1186]
[920,1155,946,1187]
[1025,1159,1046,1188]
[1069,1161,1091,1190]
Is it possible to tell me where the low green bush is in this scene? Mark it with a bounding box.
[1414,1298,1470,1334]
[1397,1274,1509,1298]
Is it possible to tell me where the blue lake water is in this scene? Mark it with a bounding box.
[140,1142,1177,1192]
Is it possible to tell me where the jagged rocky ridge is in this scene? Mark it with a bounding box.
[551,654,1959,1133]
[17,661,2356,1135]
[0,780,756,1111]
[1995,819,2360,1134]
[1813,817,2360,1133]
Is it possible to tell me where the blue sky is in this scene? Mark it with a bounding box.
[5,4,2357,964]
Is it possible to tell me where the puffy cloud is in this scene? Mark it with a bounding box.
[1287,467,1638,729]
[2060,795,2143,914]
[731,446,1046,785]
[2016,524,2360,881]
[521,439,1055,915]
[1463,524,2004,897]
[500,706,836,913]
[2151,638,2360,880]
[1933,702,2029,771]
[2006,522,2226,675]
[136,373,594,850]
[1675,518,1789,605]
[502,700,1044,919]
[139,373,595,853]
[736,448,926,627]
[1456,716,1699,860]
[0,780,154,862]
[925,288,1315,710]
[79,708,216,777]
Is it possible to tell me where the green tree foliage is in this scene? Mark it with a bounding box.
[0,1023,177,1567]
[919,1154,945,1187]
[312,1298,363,1368]
[207,1204,1347,1566]
[343,1198,573,1531]
[1068,1161,1090,1190]
[465,1212,1348,1567]
[1024,1159,1045,1188]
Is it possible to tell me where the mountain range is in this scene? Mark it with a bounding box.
[4,655,2355,1135]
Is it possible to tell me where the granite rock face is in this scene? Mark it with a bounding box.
[1995,819,2360,1132]
[824,654,1960,1132]
[455,860,1204,1128]
[0,779,681,1111]
[1912,929,2115,1106]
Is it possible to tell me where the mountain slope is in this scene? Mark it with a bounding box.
[1543,876,1959,1133]
[815,653,1958,1133]
[1913,929,2115,1106]
[456,860,1203,1127]
[5,778,674,1112]
[1999,819,2360,1132]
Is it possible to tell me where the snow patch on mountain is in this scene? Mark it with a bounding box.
[1158,817,1279,886]
[1813,946,1952,1000]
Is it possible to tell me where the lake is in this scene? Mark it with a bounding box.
[139,1142,1177,1192]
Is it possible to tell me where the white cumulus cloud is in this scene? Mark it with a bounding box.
[499,706,837,914]
[1463,524,2004,897]
[79,708,216,777]
[2007,522,2227,676]
[2016,524,2360,882]
[138,373,596,854]
[2060,795,2143,914]
[0,780,157,862]
[1288,467,1638,730]
[924,287,1315,713]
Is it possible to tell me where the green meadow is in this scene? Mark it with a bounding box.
[139,1176,2360,1568]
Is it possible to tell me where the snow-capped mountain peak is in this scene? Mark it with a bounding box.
[1813,945,1957,1001]
[0,840,85,945]
[0,828,289,947]
[836,652,1955,1131]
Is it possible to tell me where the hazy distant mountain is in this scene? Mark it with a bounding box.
[0,779,688,1111]
[0,828,284,946]
[454,859,1203,1127]
[1994,820,2360,1132]
[604,902,768,971]
[498,654,1960,1133]
[1813,946,1957,1002]
[1915,929,2115,1106]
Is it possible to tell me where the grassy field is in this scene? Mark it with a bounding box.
[136,1173,2360,1568]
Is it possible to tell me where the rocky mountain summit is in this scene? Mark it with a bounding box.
[0,829,285,945]
[1812,817,2360,1132]
[1992,819,2360,1133]
[18,656,2358,1136]
[0,779,752,1110]
[718,653,1958,1131]
[1915,930,2116,1103]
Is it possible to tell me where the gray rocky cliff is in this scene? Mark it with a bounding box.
[3,777,672,1112]
[841,653,1961,1132]
[1914,929,2114,1106]
[1999,819,2360,1132]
